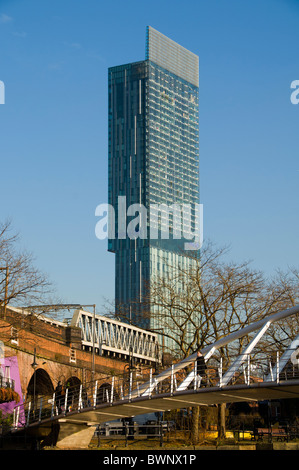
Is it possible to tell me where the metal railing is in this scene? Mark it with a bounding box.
[12,367,154,429]
[11,348,299,430]
[0,376,15,390]
[95,421,173,447]
[11,305,299,430]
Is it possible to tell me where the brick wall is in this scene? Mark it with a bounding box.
[0,307,128,397]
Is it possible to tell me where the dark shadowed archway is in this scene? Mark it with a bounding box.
[97,382,119,403]
[64,376,82,411]
[27,368,54,401]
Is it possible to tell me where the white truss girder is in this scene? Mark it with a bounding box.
[128,304,299,398]
[265,333,299,382]
[220,321,271,387]
[71,309,159,362]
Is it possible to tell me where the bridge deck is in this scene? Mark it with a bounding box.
[20,379,299,434]
[9,304,299,448]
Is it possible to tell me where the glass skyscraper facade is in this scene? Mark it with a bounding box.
[108,27,200,348]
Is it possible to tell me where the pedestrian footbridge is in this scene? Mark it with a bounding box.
[10,305,299,448]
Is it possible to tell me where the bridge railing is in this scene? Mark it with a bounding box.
[9,305,299,430]
[12,366,155,429]
[11,348,299,430]
[128,349,299,397]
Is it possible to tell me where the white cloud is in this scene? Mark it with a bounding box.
[47,61,64,70]
[0,13,13,24]
[63,41,83,50]
[12,31,27,38]
[69,42,82,49]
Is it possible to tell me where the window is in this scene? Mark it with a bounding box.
[69,348,76,364]
[11,327,18,345]
[4,366,12,387]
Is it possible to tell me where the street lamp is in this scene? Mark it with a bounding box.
[31,348,38,412]
[92,304,96,383]
[0,266,9,319]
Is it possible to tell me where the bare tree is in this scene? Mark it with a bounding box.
[0,220,54,310]
[145,242,299,358]
[256,268,299,356]
[110,240,299,442]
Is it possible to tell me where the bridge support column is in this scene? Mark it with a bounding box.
[55,424,97,449]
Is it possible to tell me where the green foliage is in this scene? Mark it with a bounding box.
[0,409,13,427]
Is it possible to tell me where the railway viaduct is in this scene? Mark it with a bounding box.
[0,305,159,412]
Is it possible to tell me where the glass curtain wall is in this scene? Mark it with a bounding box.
[108,27,200,353]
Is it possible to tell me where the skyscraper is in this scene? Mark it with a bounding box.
[108,27,200,348]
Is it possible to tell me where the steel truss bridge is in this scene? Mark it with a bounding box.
[18,304,160,365]
[10,305,299,448]
[71,309,160,364]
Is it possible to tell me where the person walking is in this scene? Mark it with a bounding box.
[54,381,63,414]
[195,351,207,387]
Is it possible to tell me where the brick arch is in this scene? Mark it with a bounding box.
[65,376,81,389]
[64,376,82,412]
[27,368,54,399]
[97,382,119,403]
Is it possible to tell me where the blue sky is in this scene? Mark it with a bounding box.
[0,0,298,312]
